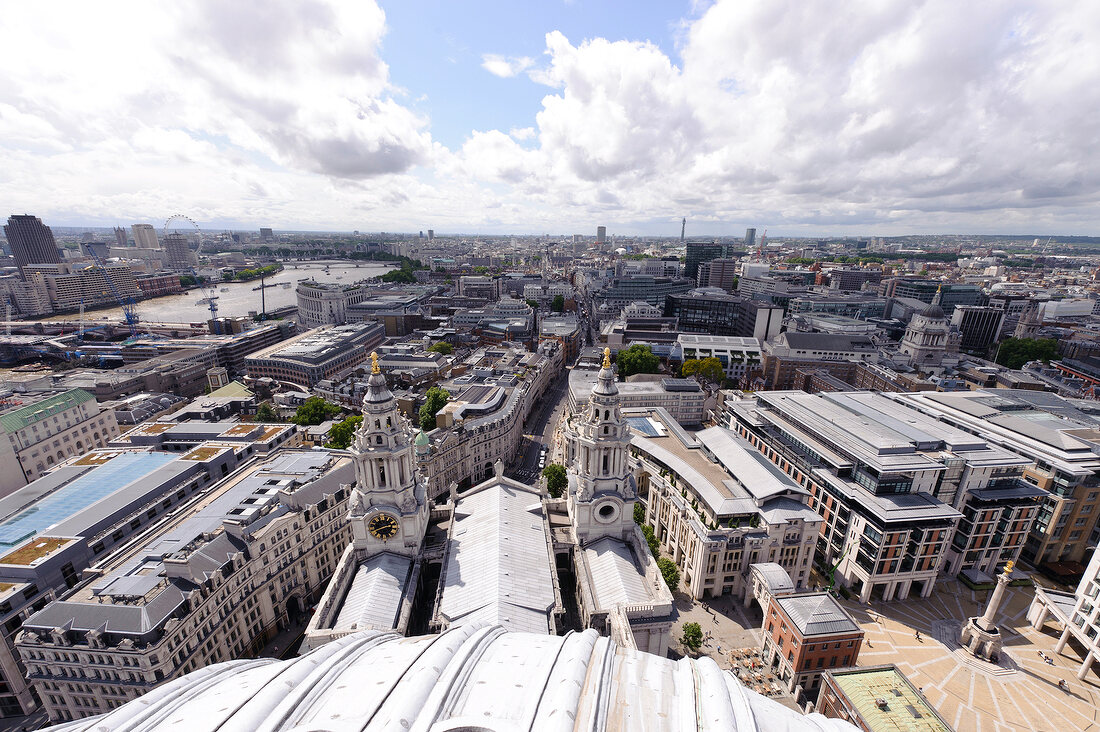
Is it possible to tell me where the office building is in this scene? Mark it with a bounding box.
[161,233,196,271]
[760,333,879,390]
[951,305,1005,353]
[18,450,354,721]
[593,275,694,311]
[628,407,822,599]
[112,227,128,247]
[4,215,61,275]
[0,388,120,495]
[23,262,141,311]
[731,391,1044,600]
[787,293,888,320]
[596,225,606,243]
[684,241,725,280]
[745,227,757,249]
[539,315,583,363]
[130,224,159,250]
[673,334,763,381]
[762,592,864,696]
[880,279,984,316]
[243,323,384,387]
[0,442,256,717]
[696,257,740,290]
[665,290,749,337]
[569,370,705,426]
[894,389,1100,567]
[827,269,882,292]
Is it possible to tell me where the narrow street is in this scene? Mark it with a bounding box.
[510,367,572,484]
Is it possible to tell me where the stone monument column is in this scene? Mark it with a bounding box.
[959,561,1014,662]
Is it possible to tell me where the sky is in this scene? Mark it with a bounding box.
[1,0,1098,237]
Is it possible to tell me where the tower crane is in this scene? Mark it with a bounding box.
[86,248,139,336]
[164,214,222,334]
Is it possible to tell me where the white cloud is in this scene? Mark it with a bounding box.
[481,54,535,78]
[1,0,1099,234]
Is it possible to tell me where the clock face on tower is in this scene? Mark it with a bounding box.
[368,513,400,540]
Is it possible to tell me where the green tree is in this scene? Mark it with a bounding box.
[551,294,565,312]
[427,341,453,355]
[681,357,726,384]
[326,415,363,449]
[290,396,342,426]
[526,298,539,310]
[381,267,417,283]
[254,402,279,422]
[616,344,660,379]
[419,386,450,431]
[658,558,679,590]
[680,621,703,652]
[995,337,1058,370]
[542,463,567,498]
[179,274,197,287]
[633,502,646,524]
[640,524,660,558]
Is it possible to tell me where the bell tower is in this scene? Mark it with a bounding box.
[566,347,637,544]
[347,353,428,558]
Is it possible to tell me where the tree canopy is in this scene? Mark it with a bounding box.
[419,386,450,431]
[995,337,1058,370]
[658,557,680,592]
[526,298,539,310]
[326,415,363,449]
[253,402,279,423]
[427,341,453,355]
[290,396,342,426]
[551,294,565,312]
[680,621,703,652]
[640,524,660,558]
[616,344,660,379]
[542,463,567,498]
[681,357,725,384]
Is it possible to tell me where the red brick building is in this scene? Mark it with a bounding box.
[762,591,864,697]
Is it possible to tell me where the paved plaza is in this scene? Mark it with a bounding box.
[664,578,1099,730]
[840,579,1100,732]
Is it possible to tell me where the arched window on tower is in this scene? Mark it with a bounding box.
[602,454,609,475]
[377,459,386,486]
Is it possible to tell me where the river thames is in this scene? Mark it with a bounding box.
[50,261,395,324]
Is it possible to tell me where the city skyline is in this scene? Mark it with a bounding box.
[1,1,1098,235]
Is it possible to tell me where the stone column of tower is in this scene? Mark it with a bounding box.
[348,353,428,558]
[959,561,1015,662]
[566,347,638,545]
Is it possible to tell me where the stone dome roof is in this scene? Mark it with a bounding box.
[47,624,855,731]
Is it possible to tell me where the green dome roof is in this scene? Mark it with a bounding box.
[414,430,430,446]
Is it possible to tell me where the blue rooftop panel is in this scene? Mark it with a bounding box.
[0,452,176,548]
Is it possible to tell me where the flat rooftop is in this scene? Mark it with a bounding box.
[0,537,75,566]
[0,451,180,551]
[829,666,951,731]
[627,409,817,520]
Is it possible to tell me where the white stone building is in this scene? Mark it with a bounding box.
[0,389,119,495]
[16,450,355,722]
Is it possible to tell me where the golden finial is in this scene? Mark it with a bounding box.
[1003,561,1014,576]
[602,347,612,369]
[371,351,380,374]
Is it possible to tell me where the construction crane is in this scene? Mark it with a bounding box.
[164,214,221,334]
[86,248,139,336]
